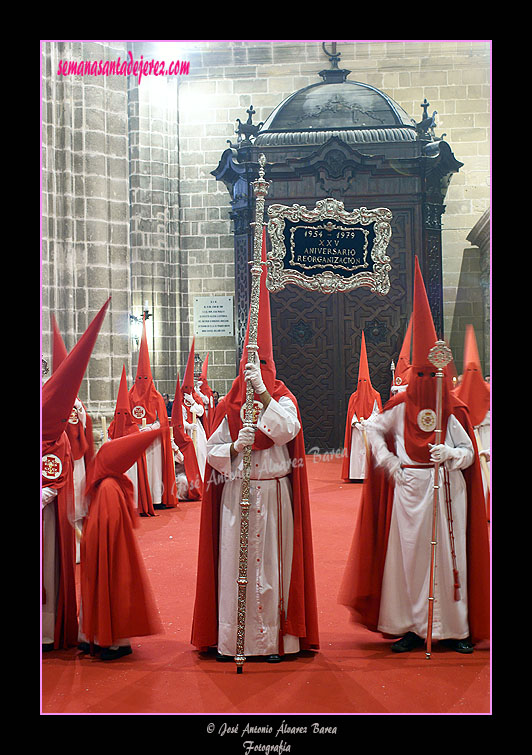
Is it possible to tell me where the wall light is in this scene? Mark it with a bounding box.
[129,301,152,349]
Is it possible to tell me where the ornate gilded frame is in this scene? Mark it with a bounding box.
[266,198,393,295]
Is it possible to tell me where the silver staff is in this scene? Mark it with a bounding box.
[234,154,271,674]
[425,340,453,659]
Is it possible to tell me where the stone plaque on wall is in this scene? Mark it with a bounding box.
[193,296,234,337]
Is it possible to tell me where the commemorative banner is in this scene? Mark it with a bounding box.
[266,198,393,295]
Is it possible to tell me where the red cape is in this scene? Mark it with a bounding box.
[338,394,490,643]
[191,383,320,651]
[42,433,78,649]
[80,475,163,647]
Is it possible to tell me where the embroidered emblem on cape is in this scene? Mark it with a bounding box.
[417,408,437,432]
[240,399,263,425]
[395,376,403,385]
[132,405,146,420]
[68,407,79,424]
[42,454,62,480]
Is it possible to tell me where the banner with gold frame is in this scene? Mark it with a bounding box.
[266,198,393,295]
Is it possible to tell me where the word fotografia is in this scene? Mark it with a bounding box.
[56,51,190,85]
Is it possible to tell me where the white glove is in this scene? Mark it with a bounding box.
[479,448,490,461]
[388,456,405,485]
[233,425,255,453]
[183,393,193,405]
[184,420,196,432]
[428,443,458,463]
[42,487,58,507]
[244,362,266,395]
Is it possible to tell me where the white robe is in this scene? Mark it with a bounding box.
[476,410,490,501]
[207,395,301,657]
[139,420,163,505]
[348,400,380,480]
[72,400,88,562]
[366,404,474,640]
[183,402,207,481]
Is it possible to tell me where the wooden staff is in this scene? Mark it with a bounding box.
[359,416,370,461]
[426,340,453,660]
[234,154,271,674]
[474,427,490,520]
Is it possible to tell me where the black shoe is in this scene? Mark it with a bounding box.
[215,651,233,662]
[100,645,132,661]
[391,632,425,653]
[439,638,474,654]
[42,642,55,653]
[266,654,283,663]
[77,642,101,654]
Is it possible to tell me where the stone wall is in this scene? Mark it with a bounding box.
[42,40,131,423]
[41,39,491,418]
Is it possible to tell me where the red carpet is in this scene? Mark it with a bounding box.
[41,456,490,717]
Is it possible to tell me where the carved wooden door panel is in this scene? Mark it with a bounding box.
[269,207,413,451]
[270,286,341,452]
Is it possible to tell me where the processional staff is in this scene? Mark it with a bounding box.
[425,339,453,660]
[234,154,271,674]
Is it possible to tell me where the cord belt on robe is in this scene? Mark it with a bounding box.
[275,477,285,657]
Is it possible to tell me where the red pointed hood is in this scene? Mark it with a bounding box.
[132,319,153,390]
[350,331,382,418]
[200,352,209,381]
[129,319,163,423]
[223,227,278,449]
[42,298,110,442]
[239,226,276,394]
[181,338,196,395]
[403,258,455,463]
[85,428,163,498]
[51,314,69,372]
[394,316,412,388]
[108,366,138,439]
[453,325,490,426]
[171,373,191,446]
